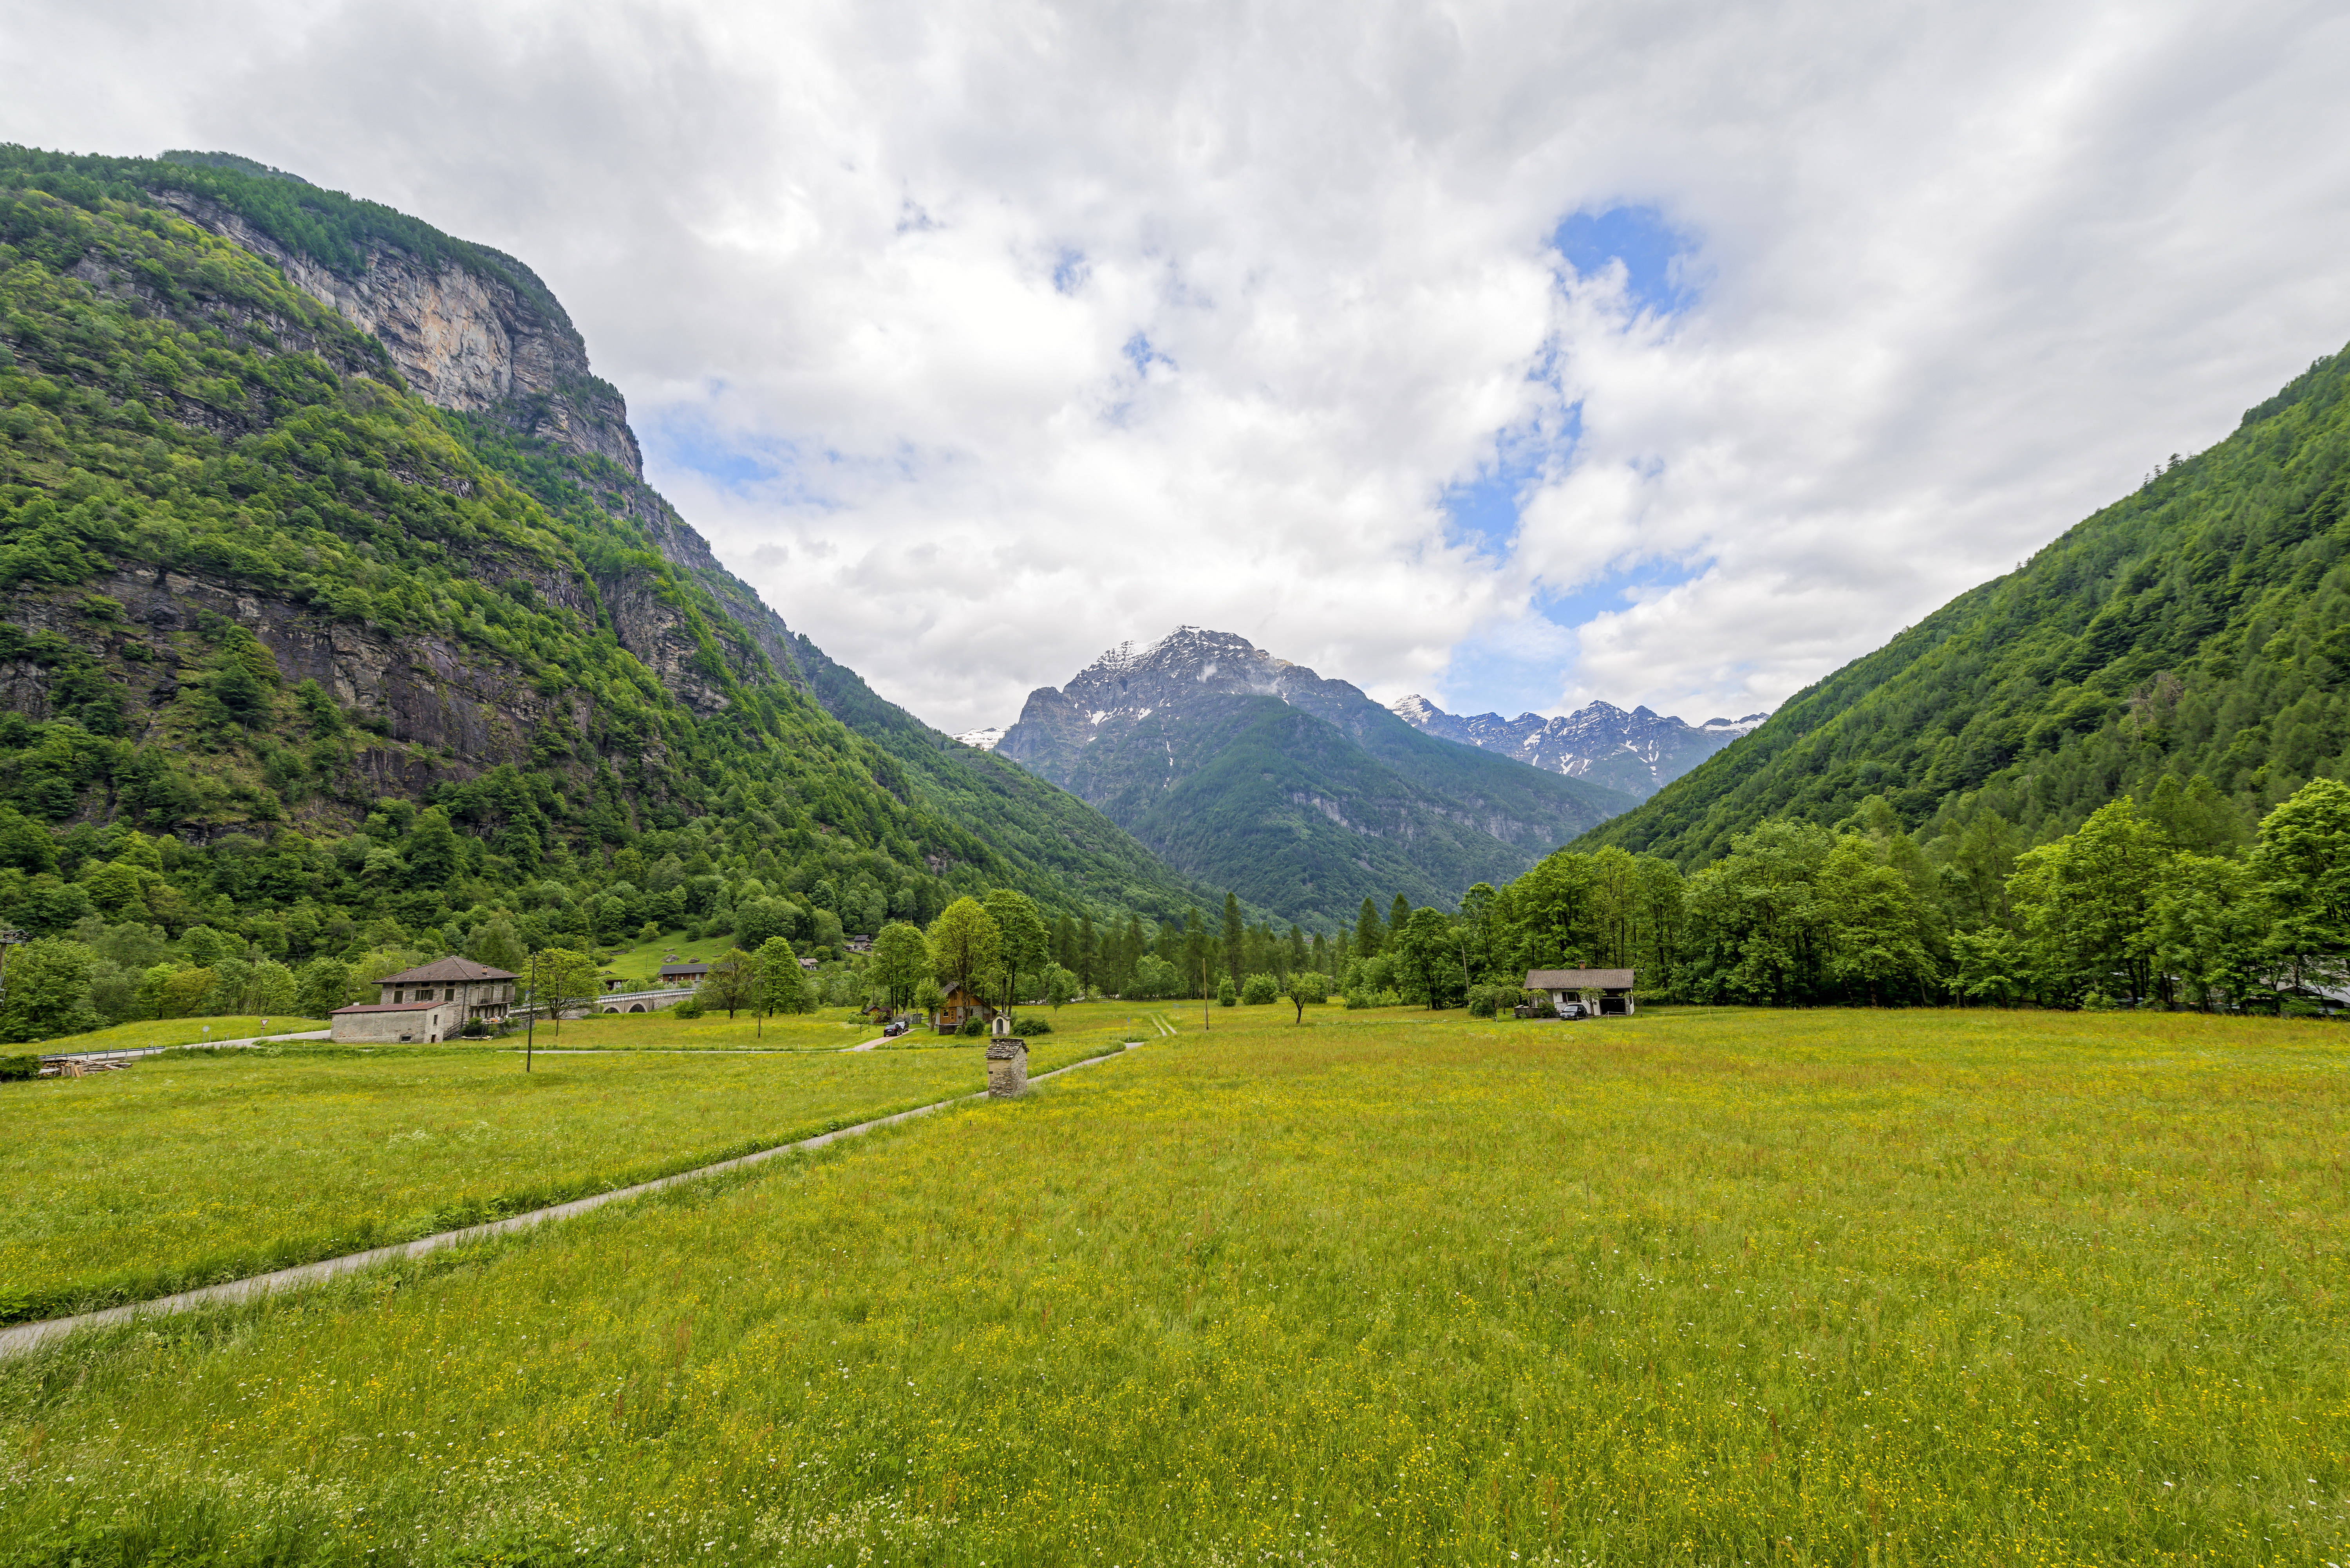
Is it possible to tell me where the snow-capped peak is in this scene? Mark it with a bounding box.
[956,726,1005,751]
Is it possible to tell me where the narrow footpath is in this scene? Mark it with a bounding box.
[0,1042,1146,1360]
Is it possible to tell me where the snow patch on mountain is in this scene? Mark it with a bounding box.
[1389,695,1767,798]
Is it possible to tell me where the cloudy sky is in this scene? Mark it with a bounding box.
[9,1,2350,733]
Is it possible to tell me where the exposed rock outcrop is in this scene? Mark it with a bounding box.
[155,191,641,477]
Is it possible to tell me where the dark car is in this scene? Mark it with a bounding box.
[882,1017,911,1038]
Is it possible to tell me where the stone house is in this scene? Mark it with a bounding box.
[330,956,519,1043]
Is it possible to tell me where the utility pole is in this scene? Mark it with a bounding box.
[525,950,538,1073]
[1202,955,1209,1031]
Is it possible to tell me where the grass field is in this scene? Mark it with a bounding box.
[524,999,1167,1050]
[6,1016,333,1053]
[1,1006,2343,1566]
[0,1035,1121,1324]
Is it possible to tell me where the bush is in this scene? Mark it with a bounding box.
[1240,972,1278,1005]
[960,1016,987,1037]
[1468,985,1496,1019]
[1217,977,1237,1007]
[1343,988,1374,1010]
[0,1054,37,1081]
[1529,1001,1557,1019]
[1009,1015,1053,1036]
[671,996,704,1019]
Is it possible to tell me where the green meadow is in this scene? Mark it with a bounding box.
[6,1017,333,1054]
[1,1007,2344,1566]
[0,1035,1118,1324]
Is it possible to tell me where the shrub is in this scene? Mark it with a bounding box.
[0,1054,38,1081]
[670,996,704,1019]
[1009,1015,1053,1036]
[1217,977,1237,1007]
[960,1016,987,1037]
[1467,985,1496,1019]
[1240,972,1278,1005]
[1343,988,1375,1010]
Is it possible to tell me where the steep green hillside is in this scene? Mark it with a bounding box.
[1578,340,2350,864]
[0,146,1191,1000]
[783,631,1201,915]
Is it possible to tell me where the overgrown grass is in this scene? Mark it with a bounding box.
[0,1038,1117,1323]
[9,1016,331,1053]
[1,1008,2343,1566]
[520,1008,877,1050]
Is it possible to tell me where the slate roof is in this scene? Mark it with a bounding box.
[379,956,517,984]
[330,1001,441,1014]
[1524,968,1637,990]
[658,962,712,976]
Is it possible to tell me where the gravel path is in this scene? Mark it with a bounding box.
[0,1042,1146,1360]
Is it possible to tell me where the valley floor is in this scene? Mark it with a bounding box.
[1,1006,2343,1566]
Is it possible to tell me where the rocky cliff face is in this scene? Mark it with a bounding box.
[1388,695,1766,798]
[146,186,806,727]
[156,191,641,477]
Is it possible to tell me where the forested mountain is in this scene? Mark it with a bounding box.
[0,145,1202,1019]
[994,627,1635,923]
[1389,694,1763,797]
[1574,338,2350,868]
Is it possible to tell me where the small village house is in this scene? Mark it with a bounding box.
[1523,967,1638,1017]
[331,957,518,1043]
[935,981,995,1031]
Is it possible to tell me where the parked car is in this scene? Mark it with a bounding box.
[1557,1001,1589,1020]
[882,1017,911,1037]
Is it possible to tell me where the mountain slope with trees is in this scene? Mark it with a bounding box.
[1574,339,2350,867]
[0,145,1202,1041]
[996,627,1635,923]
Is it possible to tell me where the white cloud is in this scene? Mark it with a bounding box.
[7,0,2349,731]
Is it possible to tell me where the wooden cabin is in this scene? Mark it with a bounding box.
[935,982,996,1031]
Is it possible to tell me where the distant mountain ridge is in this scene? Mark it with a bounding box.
[1389,695,1765,798]
[994,628,1636,922]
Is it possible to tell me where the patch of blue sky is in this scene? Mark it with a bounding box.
[1435,558,1712,719]
[1529,557,1709,634]
[1123,331,1174,376]
[639,404,838,507]
[1051,248,1088,294]
[1441,403,1582,560]
[1552,205,1701,317]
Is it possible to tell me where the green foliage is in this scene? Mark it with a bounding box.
[0,936,98,1041]
[1582,338,2350,866]
[1216,976,1237,1006]
[752,936,808,1017]
[927,896,1000,994]
[983,886,1048,1008]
